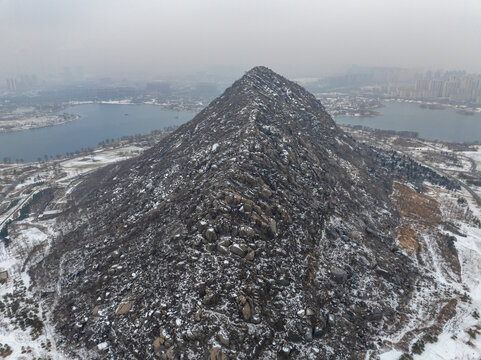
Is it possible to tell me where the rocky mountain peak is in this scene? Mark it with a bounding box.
[235,65,307,101]
[149,66,338,168]
[204,65,334,129]
[32,67,421,359]
[232,65,292,93]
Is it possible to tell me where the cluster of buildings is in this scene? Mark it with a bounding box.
[315,93,382,117]
[5,79,16,91]
[4,75,39,92]
[383,74,481,105]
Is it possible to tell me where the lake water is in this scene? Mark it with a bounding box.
[0,104,197,162]
[1,101,481,162]
[335,101,481,143]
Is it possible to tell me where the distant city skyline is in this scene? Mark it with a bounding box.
[2,65,481,90]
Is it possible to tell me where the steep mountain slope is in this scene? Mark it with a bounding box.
[33,67,420,359]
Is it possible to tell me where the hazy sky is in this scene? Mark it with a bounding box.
[1,0,481,79]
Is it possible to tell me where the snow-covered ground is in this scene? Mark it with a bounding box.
[55,146,142,183]
[419,190,481,359]
[381,187,481,360]
[429,157,471,172]
[0,147,142,231]
[61,146,141,169]
[0,146,145,359]
[461,145,481,170]
[0,219,68,359]
[0,115,79,133]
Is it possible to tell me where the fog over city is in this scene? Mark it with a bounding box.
[1,0,481,79]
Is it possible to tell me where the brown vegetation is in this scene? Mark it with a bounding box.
[397,224,419,254]
[394,183,441,226]
[393,183,441,254]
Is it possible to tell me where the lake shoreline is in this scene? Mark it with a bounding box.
[2,101,481,162]
[0,113,80,134]
[0,104,196,162]
[383,98,481,115]
[335,101,481,143]
[0,100,201,134]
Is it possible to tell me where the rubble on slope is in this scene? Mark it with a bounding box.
[29,67,468,359]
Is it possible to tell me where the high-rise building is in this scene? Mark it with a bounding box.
[6,78,17,91]
[388,72,481,104]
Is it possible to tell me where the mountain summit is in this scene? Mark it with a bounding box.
[34,67,417,359]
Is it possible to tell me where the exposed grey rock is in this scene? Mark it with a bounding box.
[209,347,227,360]
[202,292,214,305]
[204,228,217,242]
[217,245,229,255]
[369,307,383,321]
[242,302,251,321]
[115,301,133,315]
[153,337,162,356]
[230,244,246,257]
[245,250,255,261]
[313,326,324,338]
[251,313,261,324]
[217,332,230,346]
[331,267,348,284]
[305,328,313,342]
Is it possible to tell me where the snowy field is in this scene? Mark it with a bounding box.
[58,146,142,181]
[0,219,68,359]
[381,187,481,359]
[461,146,481,170]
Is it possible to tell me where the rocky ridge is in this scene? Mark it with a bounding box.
[32,67,442,359]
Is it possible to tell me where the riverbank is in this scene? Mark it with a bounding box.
[69,98,206,112]
[0,113,80,133]
[384,98,481,115]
